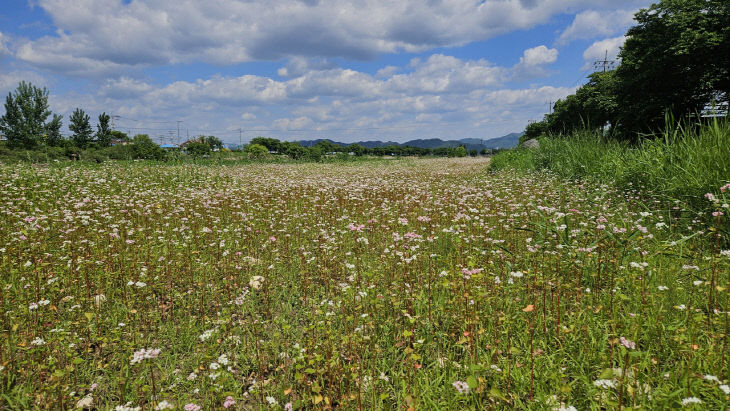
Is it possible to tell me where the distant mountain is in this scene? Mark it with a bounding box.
[294,132,522,151]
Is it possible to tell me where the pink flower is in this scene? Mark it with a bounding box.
[620,336,636,350]
[285,403,293,411]
[713,211,724,217]
[223,396,236,408]
[348,222,365,232]
[184,403,201,411]
[269,236,276,242]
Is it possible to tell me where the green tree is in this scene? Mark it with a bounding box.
[45,114,64,147]
[131,134,164,160]
[250,137,281,152]
[109,130,129,144]
[202,135,223,151]
[281,141,308,159]
[347,143,366,156]
[69,108,93,149]
[246,143,269,159]
[96,112,112,147]
[614,0,730,140]
[0,81,53,149]
[186,141,211,157]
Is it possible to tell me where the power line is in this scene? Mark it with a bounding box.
[593,50,616,73]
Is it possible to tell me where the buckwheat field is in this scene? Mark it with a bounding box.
[2,158,729,410]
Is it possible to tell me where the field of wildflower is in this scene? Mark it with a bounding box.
[1,158,729,410]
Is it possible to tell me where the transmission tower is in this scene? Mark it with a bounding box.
[593,50,616,73]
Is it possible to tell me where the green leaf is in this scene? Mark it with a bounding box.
[466,376,478,389]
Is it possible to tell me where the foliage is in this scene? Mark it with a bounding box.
[185,141,211,157]
[45,114,64,147]
[131,134,165,160]
[109,130,130,143]
[199,135,223,151]
[245,143,269,159]
[250,137,282,152]
[0,81,53,149]
[492,118,730,222]
[615,0,730,140]
[96,112,112,147]
[69,108,93,149]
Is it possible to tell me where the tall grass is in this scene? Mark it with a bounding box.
[491,118,730,213]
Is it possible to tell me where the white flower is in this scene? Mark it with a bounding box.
[249,276,265,290]
[155,400,174,410]
[187,372,198,381]
[76,394,94,409]
[452,381,470,394]
[379,372,390,382]
[28,302,38,310]
[217,354,229,365]
[703,374,719,383]
[593,379,617,389]
[115,402,141,411]
[199,329,215,342]
[135,281,146,288]
[130,348,161,365]
[557,406,578,411]
[719,384,730,395]
[657,285,669,291]
[693,280,703,286]
[266,396,278,406]
[681,397,701,406]
[209,362,220,370]
[31,337,45,346]
[38,299,50,306]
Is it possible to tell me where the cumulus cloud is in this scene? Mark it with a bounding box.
[512,45,558,80]
[557,9,637,45]
[582,36,625,70]
[16,0,648,77]
[51,53,578,143]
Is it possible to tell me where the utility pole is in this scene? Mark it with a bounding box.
[594,50,615,73]
[176,121,182,146]
[547,100,553,114]
[238,128,243,149]
[111,115,121,130]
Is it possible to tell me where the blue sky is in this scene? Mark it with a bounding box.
[0,0,651,144]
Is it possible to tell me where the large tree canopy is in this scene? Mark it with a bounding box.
[614,0,730,139]
[0,81,53,149]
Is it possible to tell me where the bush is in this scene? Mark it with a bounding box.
[186,141,211,158]
[131,134,165,160]
[245,143,268,159]
[100,144,134,160]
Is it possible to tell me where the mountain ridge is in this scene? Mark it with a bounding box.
[295,132,522,150]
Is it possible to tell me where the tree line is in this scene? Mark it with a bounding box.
[523,0,728,143]
[245,137,479,160]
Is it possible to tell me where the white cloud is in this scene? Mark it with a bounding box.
[272,116,313,131]
[513,45,558,80]
[0,32,10,56]
[16,0,649,77]
[519,45,558,66]
[40,53,579,143]
[0,71,49,96]
[557,9,637,45]
[582,36,625,69]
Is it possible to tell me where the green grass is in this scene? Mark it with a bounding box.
[1,158,729,410]
[491,119,730,216]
